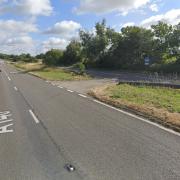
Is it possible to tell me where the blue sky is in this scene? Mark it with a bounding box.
[0,0,179,55]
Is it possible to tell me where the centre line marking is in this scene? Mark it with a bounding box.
[58,86,63,89]
[78,94,87,98]
[8,76,11,81]
[67,90,74,93]
[29,110,40,124]
[14,87,18,91]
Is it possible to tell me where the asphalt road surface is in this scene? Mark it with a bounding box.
[0,61,180,180]
[85,69,180,84]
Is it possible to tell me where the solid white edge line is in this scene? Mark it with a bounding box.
[93,100,180,137]
[14,87,18,91]
[67,90,74,93]
[29,110,40,124]
[78,94,87,98]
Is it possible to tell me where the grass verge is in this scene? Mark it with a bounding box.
[13,62,91,81]
[89,84,180,132]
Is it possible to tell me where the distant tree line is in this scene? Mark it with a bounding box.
[1,20,179,72]
[0,53,37,63]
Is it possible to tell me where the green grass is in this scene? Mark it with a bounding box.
[33,68,89,81]
[13,62,90,81]
[105,84,180,113]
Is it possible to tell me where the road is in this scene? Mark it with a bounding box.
[0,61,180,180]
[85,69,180,84]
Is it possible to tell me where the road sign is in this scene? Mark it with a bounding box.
[144,57,150,66]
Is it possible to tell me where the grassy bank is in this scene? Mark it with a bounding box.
[89,84,180,131]
[13,62,90,81]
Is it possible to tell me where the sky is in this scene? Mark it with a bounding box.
[0,0,179,55]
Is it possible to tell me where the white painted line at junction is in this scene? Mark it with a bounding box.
[8,76,11,81]
[14,87,18,91]
[67,90,74,93]
[93,100,180,137]
[58,86,63,89]
[78,94,87,98]
[29,110,40,124]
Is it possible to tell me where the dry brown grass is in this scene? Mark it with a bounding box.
[13,62,91,81]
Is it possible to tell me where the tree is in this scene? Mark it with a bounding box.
[79,19,116,67]
[36,53,45,59]
[43,49,63,65]
[63,40,82,65]
[108,26,154,69]
[169,23,180,61]
[151,21,173,62]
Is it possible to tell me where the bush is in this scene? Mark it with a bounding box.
[63,40,82,65]
[78,62,86,75]
[43,49,63,66]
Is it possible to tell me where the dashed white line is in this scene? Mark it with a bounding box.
[14,87,18,91]
[3,70,8,77]
[67,90,74,93]
[93,100,180,137]
[58,86,63,89]
[78,94,87,98]
[29,110,40,124]
[7,76,11,81]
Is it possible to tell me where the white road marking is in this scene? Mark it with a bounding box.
[14,87,18,91]
[0,119,13,124]
[29,110,40,124]
[10,72,18,74]
[8,76,11,81]
[58,86,63,89]
[0,111,12,120]
[0,124,13,134]
[0,111,14,134]
[67,90,74,93]
[78,94,87,98]
[93,100,180,137]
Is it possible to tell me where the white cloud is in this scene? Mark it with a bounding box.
[0,20,37,34]
[42,37,70,52]
[0,0,53,16]
[149,3,158,12]
[75,0,150,15]
[43,20,81,38]
[5,36,33,46]
[122,22,135,27]
[0,19,37,46]
[141,9,180,28]
[0,19,38,55]
[0,36,35,55]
